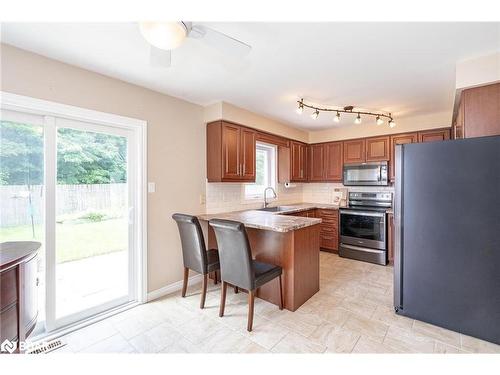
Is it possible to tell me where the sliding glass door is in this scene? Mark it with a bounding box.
[48,118,136,328]
[1,99,144,334]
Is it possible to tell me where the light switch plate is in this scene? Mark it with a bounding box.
[200,194,206,205]
[148,182,156,193]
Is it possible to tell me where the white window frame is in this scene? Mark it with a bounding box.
[243,142,277,201]
[1,91,148,335]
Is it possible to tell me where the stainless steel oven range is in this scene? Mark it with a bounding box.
[339,191,392,265]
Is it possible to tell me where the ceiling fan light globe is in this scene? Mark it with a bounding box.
[139,22,187,50]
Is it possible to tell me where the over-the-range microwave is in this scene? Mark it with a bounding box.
[343,161,389,186]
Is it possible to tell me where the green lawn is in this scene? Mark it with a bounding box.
[0,218,127,263]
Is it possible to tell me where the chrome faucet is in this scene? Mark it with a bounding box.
[263,187,277,208]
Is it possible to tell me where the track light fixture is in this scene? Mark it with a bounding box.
[296,99,395,128]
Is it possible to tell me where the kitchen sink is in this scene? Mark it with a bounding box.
[256,206,295,213]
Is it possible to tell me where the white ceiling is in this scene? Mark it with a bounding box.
[2,22,500,130]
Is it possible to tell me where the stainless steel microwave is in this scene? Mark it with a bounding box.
[343,161,389,186]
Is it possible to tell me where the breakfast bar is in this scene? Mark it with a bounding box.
[197,204,324,311]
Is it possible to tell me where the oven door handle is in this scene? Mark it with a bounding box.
[340,210,385,218]
[341,244,385,254]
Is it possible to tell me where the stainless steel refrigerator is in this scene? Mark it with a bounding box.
[394,135,500,345]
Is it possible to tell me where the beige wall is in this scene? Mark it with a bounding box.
[1,44,205,293]
[456,52,500,90]
[308,111,451,143]
[204,101,309,143]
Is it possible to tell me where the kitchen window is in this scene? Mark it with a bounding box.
[244,142,277,200]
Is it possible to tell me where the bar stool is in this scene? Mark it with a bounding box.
[209,219,283,332]
[172,213,220,309]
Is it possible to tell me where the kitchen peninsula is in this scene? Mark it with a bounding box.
[198,203,338,311]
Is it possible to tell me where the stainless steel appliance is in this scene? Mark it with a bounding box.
[394,136,500,345]
[343,161,388,186]
[339,191,392,265]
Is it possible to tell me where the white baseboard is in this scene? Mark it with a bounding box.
[147,274,203,302]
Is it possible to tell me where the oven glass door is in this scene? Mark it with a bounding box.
[340,210,386,248]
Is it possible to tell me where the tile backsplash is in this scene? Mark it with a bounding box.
[206,181,394,214]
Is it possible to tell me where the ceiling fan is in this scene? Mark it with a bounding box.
[139,22,252,67]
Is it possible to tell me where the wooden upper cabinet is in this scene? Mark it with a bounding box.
[418,128,451,143]
[389,132,418,180]
[343,139,365,164]
[309,144,325,181]
[221,123,241,180]
[240,127,256,180]
[290,141,307,181]
[325,142,343,181]
[461,82,500,138]
[206,120,256,182]
[365,136,390,162]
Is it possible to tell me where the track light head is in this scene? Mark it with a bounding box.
[296,99,304,115]
[333,111,341,123]
[354,113,362,124]
[311,109,319,120]
[389,119,396,128]
[376,116,384,125]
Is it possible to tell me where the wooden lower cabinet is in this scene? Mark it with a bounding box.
[283,209,338,251]
[316,209,339,252]
[1,242,40,353]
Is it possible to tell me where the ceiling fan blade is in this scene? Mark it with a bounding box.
[189,25,251,58]
[149,46,171,68]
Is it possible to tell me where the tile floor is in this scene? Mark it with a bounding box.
[54,252,500,354]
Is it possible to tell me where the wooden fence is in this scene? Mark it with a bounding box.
[0,183,127,227]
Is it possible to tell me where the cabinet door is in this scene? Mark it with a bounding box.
[309,144,325,181]
[290,141,307,181]
[390,132,418,180]
[221,123,241,180]
[325,142,343,181]
[343,139,365,164]
[318,209,339,252]
[240,127,256,181]
[366,136,390,162]
[418,128,450,143]
[463,83,500,138]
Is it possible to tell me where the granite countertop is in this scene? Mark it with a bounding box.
[197,203,341,233]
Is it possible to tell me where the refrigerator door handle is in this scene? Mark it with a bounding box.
[394,145,404,311]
